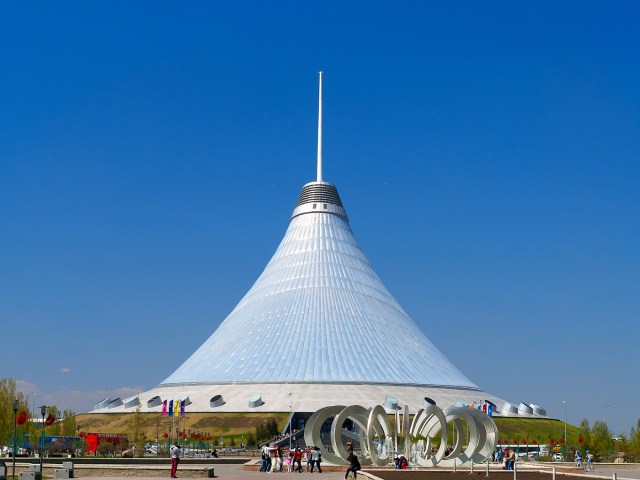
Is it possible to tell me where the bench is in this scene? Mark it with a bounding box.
[19,463,42,480]
[54,461,75,478]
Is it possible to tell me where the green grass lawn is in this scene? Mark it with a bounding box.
[494,417,579,445]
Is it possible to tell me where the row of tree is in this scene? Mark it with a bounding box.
[0,378,77,449]
[577,417,640,462]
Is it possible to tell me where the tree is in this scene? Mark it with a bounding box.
[46,406,62,436]
[97,441,116,457]
[150,414,163,443]
[589,420,613,461]
[628,419,640,462]
[60,410,77,437]
[129,406,148,458]
[579,418,590,436]
[577,418,592,452]
[255,418,280,444]
[269,419,279,437]
[0,379,29,450]
[614,433,630,462]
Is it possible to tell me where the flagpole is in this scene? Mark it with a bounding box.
[171,414,175,448]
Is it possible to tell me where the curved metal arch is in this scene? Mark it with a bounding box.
[307,403,496,467]
[331,405,372,465]
[367,405,392,466]
[409,405,448,466]
[304,405,345,466]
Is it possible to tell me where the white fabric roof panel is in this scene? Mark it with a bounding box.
[162,181,477,390]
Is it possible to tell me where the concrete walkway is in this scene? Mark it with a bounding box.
[76,462,351,480]
[12,460,640,480]
[78,464,356,480]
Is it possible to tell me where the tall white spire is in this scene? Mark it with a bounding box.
[316,71,323,182]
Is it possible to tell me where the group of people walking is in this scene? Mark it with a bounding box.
[259,442,362,480]
[495,447,516,470]
[260,444,323,473]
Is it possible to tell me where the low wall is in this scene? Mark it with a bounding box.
[10,462,217,478]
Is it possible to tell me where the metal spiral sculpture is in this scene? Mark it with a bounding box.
[303,404,497,467]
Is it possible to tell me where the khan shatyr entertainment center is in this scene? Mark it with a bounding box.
[93,74,547,420]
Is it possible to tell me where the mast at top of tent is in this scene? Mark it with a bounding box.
[316,71,323,182]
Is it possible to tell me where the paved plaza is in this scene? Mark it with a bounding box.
[74,462,351,480]
[68,462,640,480]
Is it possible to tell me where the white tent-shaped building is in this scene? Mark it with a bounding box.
[96,74,510,415]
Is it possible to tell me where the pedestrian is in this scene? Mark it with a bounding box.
[278,446,284,472]
[305,447,312,471]
[345,452,361,479]
[506,448,515,471]
[170,441,181,478]
[286,450,293,472]
[261,443,272,473]
[311,446,322,473]
[270,446,279,473]
[295,447,303,472]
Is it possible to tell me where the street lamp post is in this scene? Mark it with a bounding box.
[562,401,567,453]
[40,405,47,468]
[13,399,19,478]
[288,392,292,451]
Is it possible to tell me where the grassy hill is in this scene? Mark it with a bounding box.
[494,417,579,445]
[77,412,289,444]
[77,412,577,448]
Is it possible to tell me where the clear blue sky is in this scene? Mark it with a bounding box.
[1,1,638,435]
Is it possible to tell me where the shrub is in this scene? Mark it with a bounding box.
[97,441,116,457]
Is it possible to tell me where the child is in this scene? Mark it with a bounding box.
[286,451,293,472]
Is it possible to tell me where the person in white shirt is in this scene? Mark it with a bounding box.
[170,441,181,478]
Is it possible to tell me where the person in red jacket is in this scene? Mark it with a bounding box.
[294,446,303,473]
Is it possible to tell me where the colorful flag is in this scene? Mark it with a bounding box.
[174,399,179,417]
[180,400,185,417]
[162,400,167,417]
[168,400,174,417]
[488,404,493,417]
